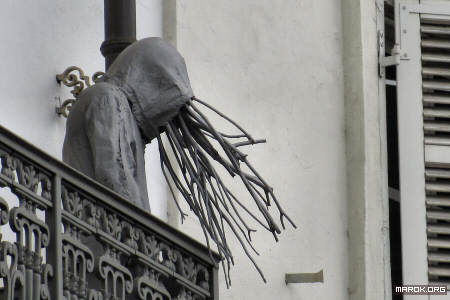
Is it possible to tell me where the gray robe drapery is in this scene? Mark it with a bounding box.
[63,37,193,211]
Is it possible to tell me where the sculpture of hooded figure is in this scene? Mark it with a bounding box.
[63,37,297,285]
[63,37,193,211]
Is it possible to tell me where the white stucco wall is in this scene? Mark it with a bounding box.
[0,0,168,220]
[0,2,390,299]
[170,1,349,299]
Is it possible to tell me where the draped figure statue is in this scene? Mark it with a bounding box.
[63,37,295,284]
[63,37,192,211]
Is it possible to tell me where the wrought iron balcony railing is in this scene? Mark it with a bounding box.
[0,125,219,300]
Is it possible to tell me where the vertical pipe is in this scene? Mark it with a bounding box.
[47,175,63,299]
[100,0,137,70]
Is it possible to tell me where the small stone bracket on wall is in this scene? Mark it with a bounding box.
[285,269,324,284]
[55,66,104,118]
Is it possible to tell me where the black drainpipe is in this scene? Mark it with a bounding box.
[100,0,136,70]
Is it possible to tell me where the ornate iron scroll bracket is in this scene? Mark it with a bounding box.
[56,66,104,118]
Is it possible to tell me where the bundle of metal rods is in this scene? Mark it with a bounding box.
[157,97,296,285]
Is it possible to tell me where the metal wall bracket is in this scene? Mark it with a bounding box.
[380,53,401,67]
[285,269,324,284]
[379,43,403,77]
[55,66,104,118]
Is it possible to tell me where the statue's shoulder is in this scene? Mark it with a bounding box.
[67,82,128,124]
[79,82,123,103]
[73,82,127,112]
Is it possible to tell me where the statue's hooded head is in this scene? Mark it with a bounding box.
[103,37,194,142]
[92,40,295,282]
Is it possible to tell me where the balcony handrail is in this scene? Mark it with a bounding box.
[0,124,219,300]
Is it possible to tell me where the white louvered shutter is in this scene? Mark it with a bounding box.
[396,2,450,299]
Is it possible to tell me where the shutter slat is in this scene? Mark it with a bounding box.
[424,108,450,118]
[423,67,450,77]
[427,196,450,207]
[422,24,450,35]
[427,210,450,221]
[429,266,450,277]
[428,238,450,249]
[426,169,450,179]
[428,225,450,235]
[429,252,450,263]
[424,94,450,105]
[427,183,450,193]
[425,136,450,146]
[424,121,450,132]
[423,80,450,92]
[422,39,450,49]
[422,53,450,63]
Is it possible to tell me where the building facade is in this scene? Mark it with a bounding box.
[3,0,448,299]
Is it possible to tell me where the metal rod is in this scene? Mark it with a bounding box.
[101,0,136,70]
[47,175,63,298]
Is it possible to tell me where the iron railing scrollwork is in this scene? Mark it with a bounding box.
[0,125,219,300]
[56,66,105,118]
